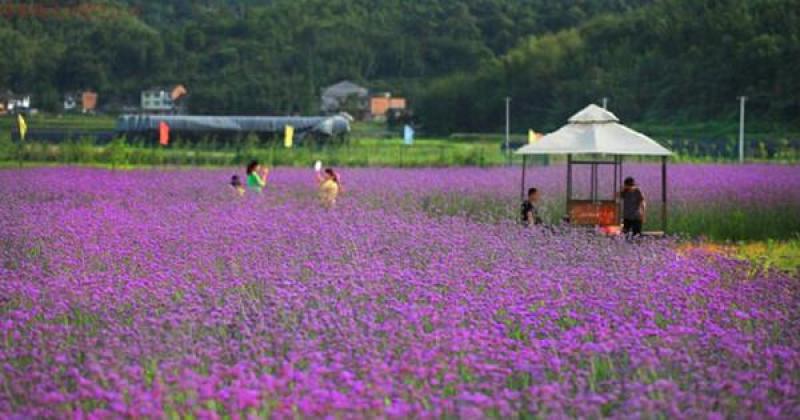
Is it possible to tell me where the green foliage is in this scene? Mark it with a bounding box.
[1,0,796,136]
[0,0,656,116]
[0,132,14,160]
[2,133,798,172]
[106,137,129,169]
[0,136,503,168]
[418,0,800,133]
[667,205,800,242]
[0,114,116,132]
[734,240,800,275]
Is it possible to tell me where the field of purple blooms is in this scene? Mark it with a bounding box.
[1,165,799,418]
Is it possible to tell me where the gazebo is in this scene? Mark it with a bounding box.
[515,104,672,232]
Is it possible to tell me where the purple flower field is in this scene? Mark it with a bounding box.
[1,166,799,418]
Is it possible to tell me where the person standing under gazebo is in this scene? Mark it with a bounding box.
[521,187,543,227]
[620,176,646,237]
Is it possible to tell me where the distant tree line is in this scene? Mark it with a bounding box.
[0,0,797,133]
[417,0,800,133]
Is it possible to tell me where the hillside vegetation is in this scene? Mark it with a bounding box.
[417,0,799,132]
[1,0,797,132]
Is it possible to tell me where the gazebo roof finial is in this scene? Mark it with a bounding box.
[568,104,619,124]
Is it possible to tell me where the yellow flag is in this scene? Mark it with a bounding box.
[284,125,294,148]
[17,114,27,141]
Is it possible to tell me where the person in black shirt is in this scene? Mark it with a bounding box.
[620,177,646,237]
[521,187,543,226]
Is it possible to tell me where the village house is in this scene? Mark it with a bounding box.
[0,91,32,115]
[141,84,188,114]
[320,80,369,119]
[63,90,98,113]
[369,92,407,121]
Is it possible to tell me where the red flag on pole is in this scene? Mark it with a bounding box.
[159,121,169,146]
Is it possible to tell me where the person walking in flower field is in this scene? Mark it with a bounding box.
[620,176,646,237]
[316,167,342,208]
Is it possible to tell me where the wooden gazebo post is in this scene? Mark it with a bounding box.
[520,155,527,201]
[566,154,573,206]
[661,155,668,233]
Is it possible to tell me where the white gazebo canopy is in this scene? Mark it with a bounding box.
[515,104,671,156]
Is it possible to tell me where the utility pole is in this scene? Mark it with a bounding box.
[602,97,608,109]
[738,96,747,163]
[505,96,511,165]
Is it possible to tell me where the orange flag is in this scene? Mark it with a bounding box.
[159,121,169,146]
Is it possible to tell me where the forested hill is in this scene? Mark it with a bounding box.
[1,0,797,132]
[0,0,653,113]
[417,0,800,133]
